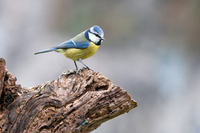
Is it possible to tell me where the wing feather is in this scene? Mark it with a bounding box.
[54,37,90,49]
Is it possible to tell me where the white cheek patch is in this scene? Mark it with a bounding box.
[88,32,100,43]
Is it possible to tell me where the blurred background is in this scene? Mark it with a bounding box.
[1,0,200,133]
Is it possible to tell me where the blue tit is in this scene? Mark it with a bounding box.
[34,25,105,70]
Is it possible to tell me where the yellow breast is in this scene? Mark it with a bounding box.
[56,42,100,61]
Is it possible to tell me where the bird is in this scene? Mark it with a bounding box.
[34,25,105,70]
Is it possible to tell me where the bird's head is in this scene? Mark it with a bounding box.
[85,25,105,45]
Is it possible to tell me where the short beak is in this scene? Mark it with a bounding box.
[101,37,105,40]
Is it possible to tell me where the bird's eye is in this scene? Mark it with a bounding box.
[94,33,100,38]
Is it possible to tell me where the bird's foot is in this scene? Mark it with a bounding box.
[60,69,82,76]
[74,69,82,74]
[61,69,76,76]
[81,66,94,72]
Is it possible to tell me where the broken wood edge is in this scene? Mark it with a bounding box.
[0,58,137,133]
[0,58,6,103]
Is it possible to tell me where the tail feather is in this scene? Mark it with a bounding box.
[34,48,58,55]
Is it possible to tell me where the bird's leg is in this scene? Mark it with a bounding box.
[74,61,78,70]
[77,58,93,71]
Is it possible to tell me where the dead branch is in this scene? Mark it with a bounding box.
[0,58,137,133]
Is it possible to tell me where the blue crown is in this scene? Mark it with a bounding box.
[92,25,104,36]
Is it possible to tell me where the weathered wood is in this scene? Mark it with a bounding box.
[0,58,6,103]
[0,58,137,133]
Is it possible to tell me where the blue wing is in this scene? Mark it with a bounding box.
[34,40,90,55]
[54,32,90,49]
[35,32,90,55]
[54,40,90,49]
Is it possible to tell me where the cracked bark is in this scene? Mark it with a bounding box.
[0,58,137,133]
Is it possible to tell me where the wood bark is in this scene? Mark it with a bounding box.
[0,58,137,133]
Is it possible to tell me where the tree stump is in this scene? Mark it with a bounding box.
[0,58,137,133]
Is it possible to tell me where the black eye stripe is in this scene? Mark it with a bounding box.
[89,30,101,38]
[94,33,100,38]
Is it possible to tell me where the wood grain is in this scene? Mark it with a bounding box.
[0,58,137,133]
